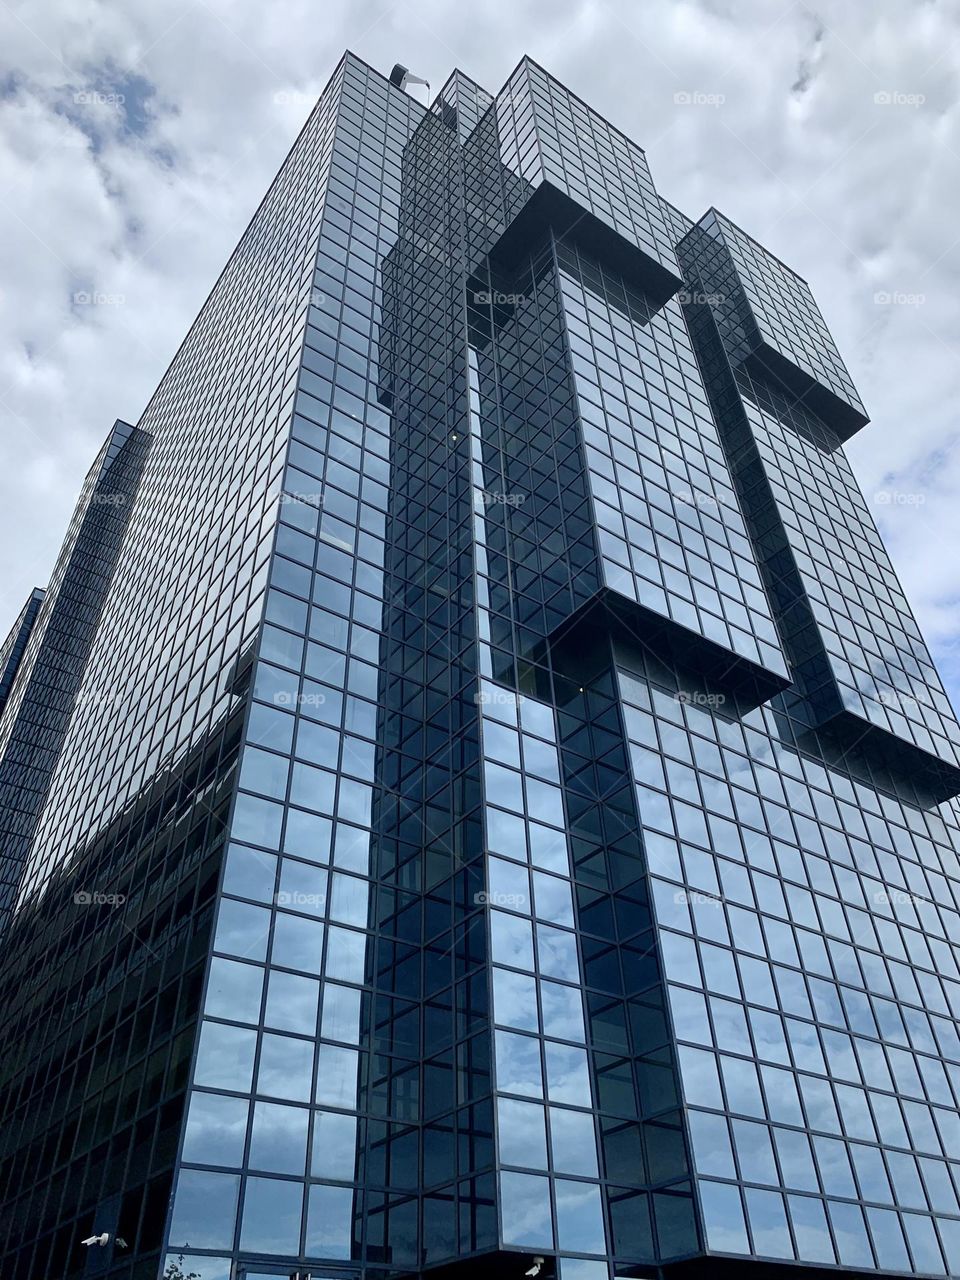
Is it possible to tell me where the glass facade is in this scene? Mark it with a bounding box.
[0,49,959,1280]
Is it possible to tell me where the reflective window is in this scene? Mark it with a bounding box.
[181,1092,248,1168]
[500,1171,554,1248]
[248,1101,309,1174]
[239,1176,304,1254]
[168,1170,240,1250]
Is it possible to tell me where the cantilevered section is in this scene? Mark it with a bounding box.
[679,210,869,442]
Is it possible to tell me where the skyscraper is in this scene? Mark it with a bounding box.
[1,48,959,1280]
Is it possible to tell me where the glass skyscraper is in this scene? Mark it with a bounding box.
[1,49,959,1280]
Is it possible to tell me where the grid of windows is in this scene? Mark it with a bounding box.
[502,60,679,280]
[0,51,351,1280]
[164,56,424,1277]
[480,681,610,1264]
[696,209,867,427]
[619,653,960,1275]
[0,587,44,717]
[0,421,147,928]
[555,241,787,678]
[678,214,960,787]
[741,374,960,769]
[467,195,700,1273]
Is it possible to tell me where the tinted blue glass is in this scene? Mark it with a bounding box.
[306,1184,354,1258]
[168,1170,240,1250]
[248,1101,309,1174]
[497,1097,548,1170]
[239,1176,304,1253]
[194,1020,257,1092]
[257,1032,314,1102]
[699,1181,749,1253]
[311,1109,358,1179]
[500,1171,554,1248]
[181,1092,248,1167]
[555,1180,606,1254]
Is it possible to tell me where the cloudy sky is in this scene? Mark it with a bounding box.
[1,0,958,702]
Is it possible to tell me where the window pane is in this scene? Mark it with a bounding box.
[168,1170,239,1250]
[181,1092,248,1167]
[239,1176,304,1254]
[745,1187,793,1259]
[787,1194,835,1265]
[194,1020,257,1092]
[306,1183,355,1258]
[311,1109,358,1180]
[699,1180,748,1253]
[204,958,264,1025]
[549,1107,598,1176]
[495,1031,543,1098]
[264,969,320,1034]
[257,1032,314,1102]
[500,1171,553,1248]
[688,1110,734,1178]
[497,1097,547,1170]
[248,1101,309,1174]
[555,1179,606,1254]
[545,1041,590,1104]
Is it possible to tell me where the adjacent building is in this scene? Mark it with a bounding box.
[1,50,959,1280]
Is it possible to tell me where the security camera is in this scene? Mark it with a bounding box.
[81,1233,127,1248]
[525,1258,546,1278]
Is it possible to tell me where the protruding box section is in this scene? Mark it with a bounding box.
[551,586,791,709]
[552,239,791,688]
[678,245,960,802]
[805,698,960,806]
[489,180,683,310]
[679,209,869,441]
[467,57,683,308]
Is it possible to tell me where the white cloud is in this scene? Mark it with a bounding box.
[0,0,957,702]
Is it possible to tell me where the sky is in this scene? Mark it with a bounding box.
[1,0,959,704]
